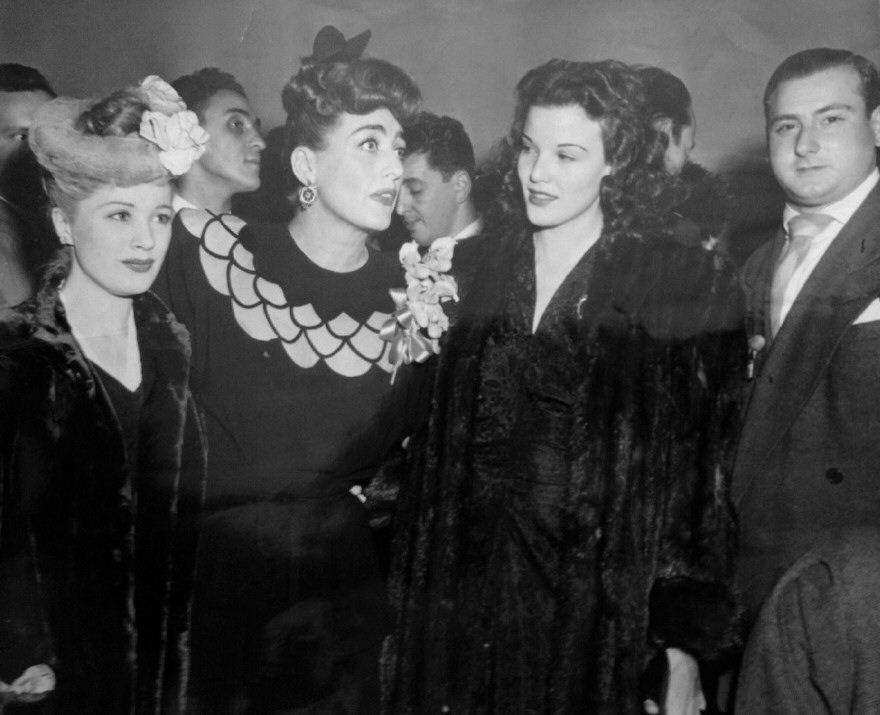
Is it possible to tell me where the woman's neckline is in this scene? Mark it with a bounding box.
[286,209,371,274]
[60,291,143,391]
[286,224,373,275]
[531,224,603,334]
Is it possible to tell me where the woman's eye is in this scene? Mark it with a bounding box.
[394,146,405,158]
[109,211,130,222]
[361,138,379,151]
[558,153,575,162]
[155,213,173,225]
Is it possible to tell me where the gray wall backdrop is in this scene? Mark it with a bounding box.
[2,0,878,175]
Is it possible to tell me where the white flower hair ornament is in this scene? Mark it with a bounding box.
[380,237,459,382]
[138,76,209,176]
[29,75,209,197]
[139,75,187,114]
[139,109,209,176]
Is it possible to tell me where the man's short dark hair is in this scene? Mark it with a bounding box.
[764,48,880,119]
[403,111,475,180]
[637,66,692,141]
[0,64,55,97]
[171,67,247,120]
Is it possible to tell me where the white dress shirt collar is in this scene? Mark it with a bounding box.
[172,192,199,213]
[450,216,483,242]
[773,168,880,333]
[782,167,879,230]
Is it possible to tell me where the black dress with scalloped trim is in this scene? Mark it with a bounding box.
[156,215,426,714]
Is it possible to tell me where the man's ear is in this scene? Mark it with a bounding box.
[290,147,317,187]
[51,207,73,246]
[870,104,880,148]
[452,170,472,204]
[652,116,675,147]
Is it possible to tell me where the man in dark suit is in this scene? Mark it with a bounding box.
[734,47,880,618]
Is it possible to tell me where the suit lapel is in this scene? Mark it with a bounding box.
[733,186,880,503]
[744,233,783,372]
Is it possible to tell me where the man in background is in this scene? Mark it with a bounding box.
[0,63,54,307]
[171,68,265,214]
[397,111,482,247]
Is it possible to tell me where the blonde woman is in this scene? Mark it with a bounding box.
[0,77,207,713]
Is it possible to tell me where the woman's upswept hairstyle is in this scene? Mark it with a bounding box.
[282,58,420,151]
[30,77,206,219]
[494,59,671,242]
[280,57,421,192]
[31,91,159,215]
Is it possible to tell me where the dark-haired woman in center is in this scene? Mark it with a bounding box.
[384,59,746,715]
[155,28,425,715]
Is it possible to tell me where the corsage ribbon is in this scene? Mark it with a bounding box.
[381,288,436,382]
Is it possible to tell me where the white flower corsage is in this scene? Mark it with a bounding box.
[381,237,459,381]
[137,75,209,176]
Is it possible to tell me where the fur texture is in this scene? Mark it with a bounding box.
[383,223,747,714]
[0,267,206,714]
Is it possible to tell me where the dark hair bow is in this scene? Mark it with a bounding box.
[309,25,371,63]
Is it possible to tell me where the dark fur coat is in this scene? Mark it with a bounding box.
[383,225,746,714]
[0,270,206,714]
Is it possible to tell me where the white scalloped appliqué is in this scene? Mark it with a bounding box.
[349,323,386,361]
[231,241,255,270]
[325,348,373,377]
[282,334,321,368]
[200,249,232,296]
[291,303,322,329]
[266,306,301,342]
[198,222,394,376]
[327,313,361,338]
[232,301,277,341]
[229,265,260,306]
[255,277,286,307]
[203,218,239,256]
[366,311,389,330]
[306,323,343,357]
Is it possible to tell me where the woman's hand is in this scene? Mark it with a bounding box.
[643,648,705,715]
[0,663,55,703]
[349,484,367,503]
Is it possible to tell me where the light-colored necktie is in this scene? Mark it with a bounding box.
[769,212,835,336]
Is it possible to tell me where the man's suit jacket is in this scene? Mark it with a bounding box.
[733,181,880,615]
[736,526,880,714]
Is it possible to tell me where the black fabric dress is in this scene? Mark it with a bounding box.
[155,212,427,714]
[384,227,746,715]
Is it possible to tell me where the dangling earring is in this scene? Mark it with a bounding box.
[299,184,317,209]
